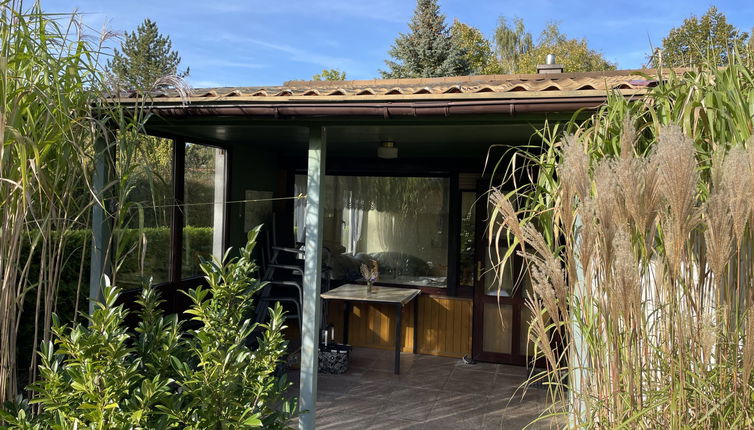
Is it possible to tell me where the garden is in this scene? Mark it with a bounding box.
[2,0,754,429]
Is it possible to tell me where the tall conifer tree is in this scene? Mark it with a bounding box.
[108,18,188,90]
[381,0,470,78]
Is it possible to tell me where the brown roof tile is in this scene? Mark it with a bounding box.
[114,69,682,103]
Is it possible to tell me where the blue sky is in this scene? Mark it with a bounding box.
[45,0,754,87]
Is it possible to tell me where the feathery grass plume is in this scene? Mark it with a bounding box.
[487,187,527,295]
[525,293,559,374]
[704,190,734,278]
[654,125,701,277]
[639,156,662,249]
[692,307,715,369]
[576,197,597,281]
[559,134,590,204]
[612,228,641,321]
[619,116,637,159]
[558,134,591,291]
[720,147,753,246]
[704,143,734,280]
[488,189,566,360]
[488,187,525,250]
[614,126,661,259]
[655,126,700,225]
[593,160,620,273]
[487,60,754,428]
[521,222,569,319]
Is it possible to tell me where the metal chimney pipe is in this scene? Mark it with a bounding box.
[537,54,563,74]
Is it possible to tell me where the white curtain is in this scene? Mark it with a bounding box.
[343,191,364,254]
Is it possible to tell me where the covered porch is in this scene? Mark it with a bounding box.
[99,70,649,428]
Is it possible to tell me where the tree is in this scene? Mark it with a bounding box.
[108,18,188,91]
[312,68,347,81]
[493,17,532,74]
[450,19,501,75]
[381,0,470,78]
[515,22,616,73]
[658,6,751,67]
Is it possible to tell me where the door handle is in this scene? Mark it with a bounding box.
[476,261,482,281]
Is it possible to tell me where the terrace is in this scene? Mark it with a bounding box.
[287,347,554,429]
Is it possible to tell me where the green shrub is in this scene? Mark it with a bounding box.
[3,227,296,429]
[15,226,214,388]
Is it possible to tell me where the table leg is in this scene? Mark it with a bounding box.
[413,296,419,354]
[343,301,351,344]
[394,303,402,375]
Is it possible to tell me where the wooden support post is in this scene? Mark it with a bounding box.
[299,126,326,430]
[89,133,114,315]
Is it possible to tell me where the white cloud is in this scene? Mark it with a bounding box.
[184,57,268,70]
[218,33,357,69]
[190,79,223,88]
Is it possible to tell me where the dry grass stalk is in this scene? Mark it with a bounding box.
[490,123,754,428]
[720,147,753,247]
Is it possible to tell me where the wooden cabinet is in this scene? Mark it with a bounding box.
[325,294,472,358]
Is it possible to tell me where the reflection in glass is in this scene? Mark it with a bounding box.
[295,175,449,287]
[459,192,476,287]
[182,143,219,278]
[483,245,515,296]
[118,137,173,288]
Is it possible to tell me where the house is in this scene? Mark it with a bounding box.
[96,65,657,428]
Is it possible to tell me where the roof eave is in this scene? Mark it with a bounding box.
[121,90,647,119]
[113,88,647,107]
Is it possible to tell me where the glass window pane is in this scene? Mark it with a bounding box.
[520,306,536,357]
[459,191,476,287]
[483,302,512,354]
[483,245,515,296]
[296,175,449,287]
[182,143,220,278]
[117,136,173,288]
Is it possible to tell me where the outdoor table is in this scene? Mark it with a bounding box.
[320,284,421,374]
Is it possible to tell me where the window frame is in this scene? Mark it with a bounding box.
[167,138,230,283]
[290,167,469,297]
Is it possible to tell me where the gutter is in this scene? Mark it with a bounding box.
[135,96,631,119]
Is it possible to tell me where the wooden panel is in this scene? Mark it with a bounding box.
[325,295,472,358]
[483,302,513,354]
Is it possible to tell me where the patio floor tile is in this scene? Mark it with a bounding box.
[288,347,549,429]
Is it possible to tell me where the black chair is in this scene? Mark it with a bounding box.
[253,234,332,334]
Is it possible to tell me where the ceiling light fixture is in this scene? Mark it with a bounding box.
[377,141,398,159]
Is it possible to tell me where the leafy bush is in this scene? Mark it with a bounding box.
[3,227,296,429]
[15,226,214,387]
